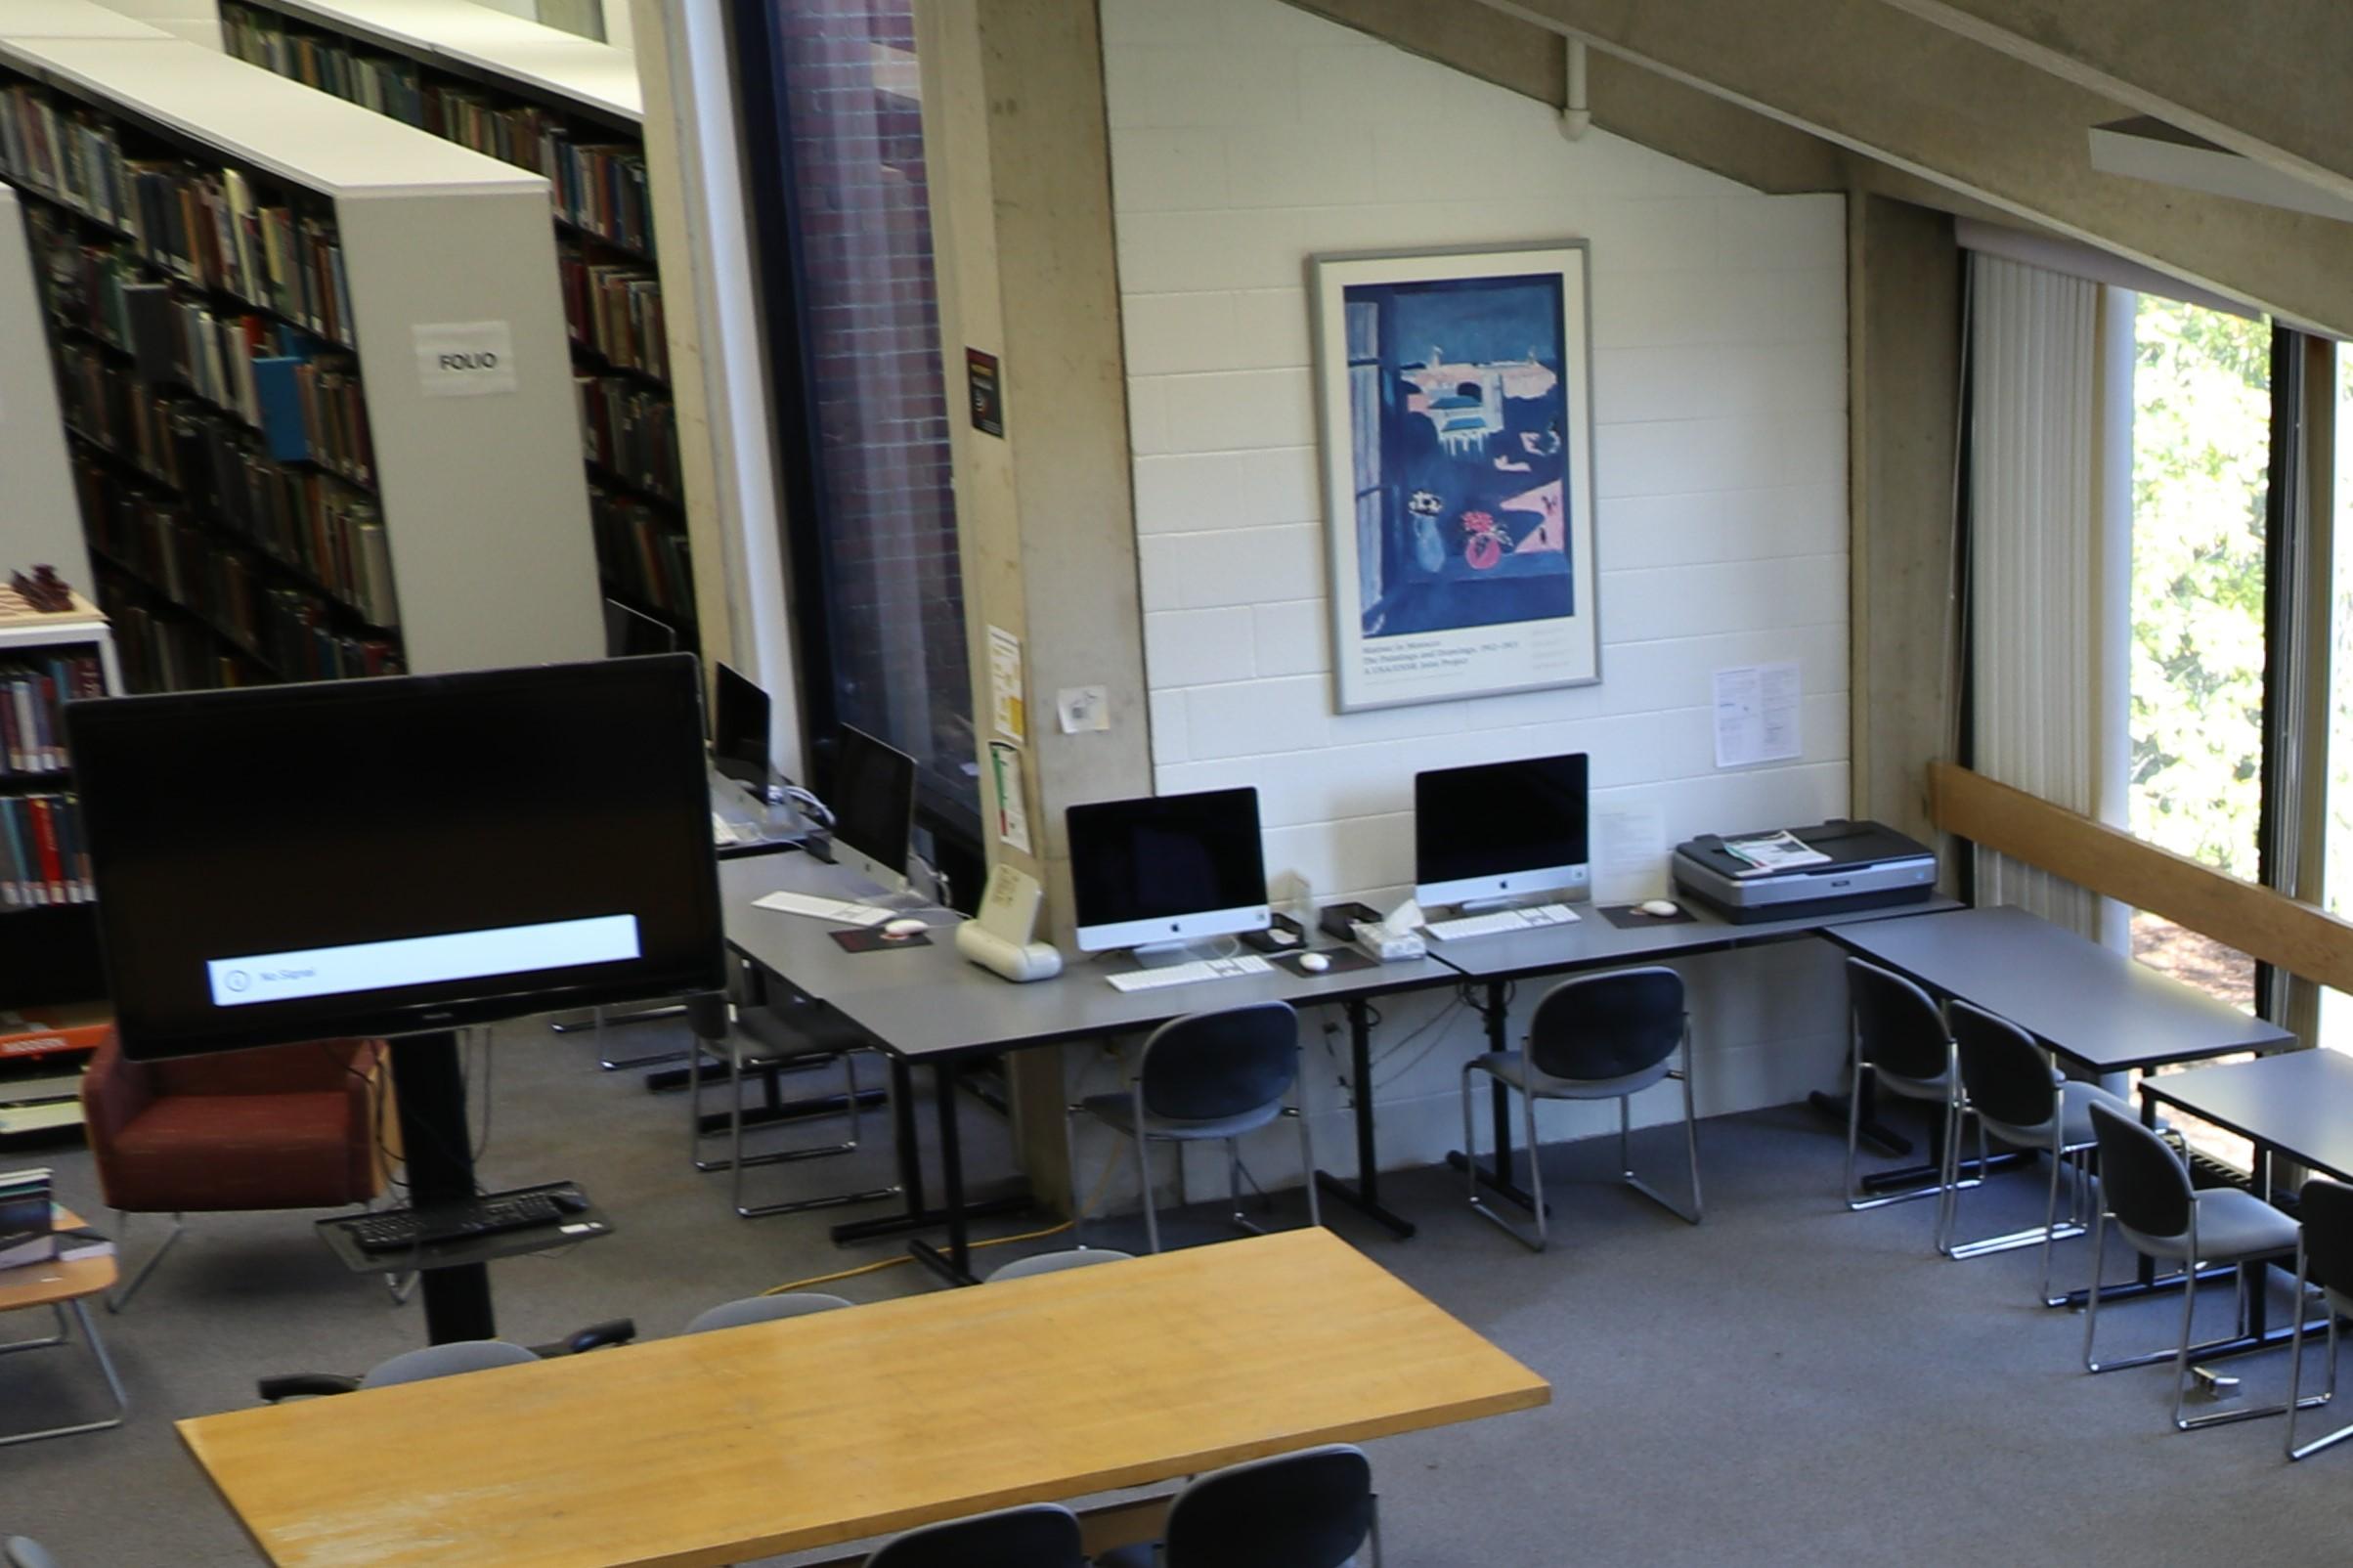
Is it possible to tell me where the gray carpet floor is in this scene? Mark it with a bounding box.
[1,1015,2346,1566]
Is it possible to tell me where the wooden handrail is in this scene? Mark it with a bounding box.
[1930,761,2353,996]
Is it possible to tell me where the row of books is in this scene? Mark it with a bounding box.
[0,796,93,908]
[592,489,695,623]
[0,83,356,345]
[221,6,427,125]
[57,333,375,494]
[562,248,669,384]
[576,375,682,504]
[98,563,403,696]
[0,656,107,775]
[102,588,253,693]
[75,456,398,634]
[0,1169,112,1271]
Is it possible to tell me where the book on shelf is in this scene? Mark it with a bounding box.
[0,1167,55,1270]
[0,794,93,907]
[0,1003,112,1059]
[562,248,668,383]
[590,489,693,620]
[575,375,682,503]
[0,654,105,774]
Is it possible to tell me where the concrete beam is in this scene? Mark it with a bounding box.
[1878,0,2353,207]
[1472,0,2353,336]
[1280,0,1844,194]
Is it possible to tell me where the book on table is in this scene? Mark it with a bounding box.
[0,1166,56,1269]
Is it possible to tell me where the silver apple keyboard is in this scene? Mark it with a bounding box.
[752,890,893,927]
[1105,955,1275,991]
[1423,903,1580,941]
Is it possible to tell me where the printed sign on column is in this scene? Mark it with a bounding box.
[413,321,518,397]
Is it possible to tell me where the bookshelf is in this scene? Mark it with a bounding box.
[0,22,603,693]
[0,183,91,596]
[0,588,118,1144]
[217,0,702,653]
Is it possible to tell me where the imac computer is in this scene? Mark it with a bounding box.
[825,724,916,897]
[1067,786,1269,959]
[65,655,726,1062]
[1414,752,1590,911]
[710,663,771,791]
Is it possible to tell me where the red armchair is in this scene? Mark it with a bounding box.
[79,1033,393,1305]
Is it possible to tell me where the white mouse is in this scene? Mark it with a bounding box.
[882,917,929,938]
[1297,952,1331,973]
[1637,899,1681,919]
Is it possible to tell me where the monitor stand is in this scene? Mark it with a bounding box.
[390,1029,495,1345]
[1131,936,1237,968]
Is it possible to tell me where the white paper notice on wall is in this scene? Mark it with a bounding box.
[986,625,1025,743]
[413,321,517,398]
[1057,685,1111,735]
[1593,802,1666,903]
[1713,661,1803,769]
[987,740,1032,853]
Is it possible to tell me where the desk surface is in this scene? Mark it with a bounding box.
[720,854,1465,1057]
[1423,894,1960,982]
[179,1229,1547,1568]
[1828,904,2292,1071]
[0,1207,114,1313]
[2138,1050,2353,1182]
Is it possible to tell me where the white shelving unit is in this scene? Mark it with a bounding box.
[0,9,603,682]
[0,183,92,595]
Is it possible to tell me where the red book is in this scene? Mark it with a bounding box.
[27,797,65,904]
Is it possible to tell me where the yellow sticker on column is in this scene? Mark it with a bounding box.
[986,624,1024,743]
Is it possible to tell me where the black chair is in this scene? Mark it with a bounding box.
[1841,958,1956,1213]
[864,1503,1084,1568]
[1941,1000,2127,1298]
[2081,1102,2308,1431]
[1459,966,1700,1251]
[1098,1445,1379,1568]
[685,990,876,1219]
[2287,1176,2353,1460]
[255,1319,634,1401]
[1074,1002,1319,1254]
[685,1293,852,1333]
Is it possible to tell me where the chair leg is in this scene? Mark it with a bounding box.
[1933,1095,1960,1254]
[2037,1136,2067,1307]
[2288,1310,2351,1460]
[1621,1072,1703,1226]
[1461,1064,1545,1251]
[1842,1049,1865,1205]
[1292,1101,1323,1232]
[2170,1253,2203,1430]
[1134,1130,1161,1255]
[2082,1209,2111,1372]
[1521,1078,1547,1250]
[1224,1138,1258,1237]
[107,1211,184,1313]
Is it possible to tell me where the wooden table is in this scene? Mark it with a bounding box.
[0,1206,128,1446]
[181,1229,1549,1568]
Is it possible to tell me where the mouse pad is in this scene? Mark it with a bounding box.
[1282,947,1376,977]
[831,928,937,953]
[1599,903,1699,930]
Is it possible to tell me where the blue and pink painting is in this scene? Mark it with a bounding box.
[1343,273,1574,639]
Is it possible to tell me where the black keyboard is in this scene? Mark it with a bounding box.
[347,1194,572,1254]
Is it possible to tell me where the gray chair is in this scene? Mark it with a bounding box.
[864,1503,1084,1568]
[1097,1444,1379,1568]
[1842,958,1956,1212]
[256,1320,634,1401]
[2287,1176,2353,1460]
[986,1247,1134,1284]
[1460,966,1700,1252]
[685,1292,853,1333]
[2081,1101,2312,1430]
[1074,1002,1319,1255]
[1940,1000,2127,1301]
[685,992,874,1219]
[4,1539,61,1568]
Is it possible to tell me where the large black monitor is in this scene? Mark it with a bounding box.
[826,724,914,895]
[67,656,725,1061]
[1414,752,1590,908]
[710,663,770,788]
[1067,787,1269,953]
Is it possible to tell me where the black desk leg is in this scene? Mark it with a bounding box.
[908,1061,979,1286]
[1443,980,1546,1213]
[832,1056,1028,1248]
[1311,999,1416,1240]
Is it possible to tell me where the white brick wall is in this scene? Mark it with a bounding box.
[1083,0,1855,1200]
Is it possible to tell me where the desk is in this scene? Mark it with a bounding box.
[179,1229,1548,1568]
[1431,896,1959,1210]
[1824,905,2291,1073]
[721,853,1463,1276]
[2139,1050,2353,1186]
[0,1207,127,1447]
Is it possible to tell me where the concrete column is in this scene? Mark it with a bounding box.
[1847,196,1964,860]
[917,0,1152,1213]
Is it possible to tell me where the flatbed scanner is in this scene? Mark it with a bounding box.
[1672,819,1937,924]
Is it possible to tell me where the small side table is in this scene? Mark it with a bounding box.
[0,1208,127,1446]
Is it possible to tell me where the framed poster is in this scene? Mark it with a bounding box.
[1309,242,1599,712]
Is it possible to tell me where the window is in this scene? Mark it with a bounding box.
[736,1,980,851]
[2124,295,2274,1005]
[2320,347,2353,1053]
